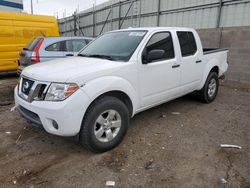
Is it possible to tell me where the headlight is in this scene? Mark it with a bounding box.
[45,83,79,101]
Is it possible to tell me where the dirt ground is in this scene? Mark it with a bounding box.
[0,75,249,188]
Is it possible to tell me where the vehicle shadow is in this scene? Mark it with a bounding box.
[0,71,18,79]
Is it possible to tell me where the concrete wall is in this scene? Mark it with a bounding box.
[197,26,250,83]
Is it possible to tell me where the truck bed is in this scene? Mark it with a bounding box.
[203,48,228,55]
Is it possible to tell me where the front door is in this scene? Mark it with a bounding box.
[139,31,181,108]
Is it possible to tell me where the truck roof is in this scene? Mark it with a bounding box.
[111,27,196,33]
[37,36,94,40]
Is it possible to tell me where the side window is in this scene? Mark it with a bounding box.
[144,32,175,63]
[177,32,197,56]
[45,41,64,51]
[65,40,86,52]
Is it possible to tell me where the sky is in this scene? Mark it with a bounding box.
[23,0,109,18]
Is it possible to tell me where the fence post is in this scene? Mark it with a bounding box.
[119,1,121,29]
[93,4,96,37]
[74,12,77,36]
[111,3,113,30]
[216,0,223,28]
[157,0,161,26]
[139,0,141,27]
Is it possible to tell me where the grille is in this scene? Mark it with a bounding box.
[19,77,49,102]
[35,84,48,100]
[21,78,34,95]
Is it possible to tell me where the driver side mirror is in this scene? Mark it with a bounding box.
[142,49,165,64]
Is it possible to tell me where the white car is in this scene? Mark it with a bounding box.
[15,27,228,153]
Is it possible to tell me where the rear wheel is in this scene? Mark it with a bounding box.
[196,72,219,103]
[79,96,129,153]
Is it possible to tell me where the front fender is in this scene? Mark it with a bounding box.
[81,76,139,116]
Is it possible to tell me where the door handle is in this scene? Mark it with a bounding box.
[172,64,180,68]
[66,54,74,56]
[196,60,202,63]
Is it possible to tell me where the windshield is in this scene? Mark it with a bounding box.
[79,31,147,62]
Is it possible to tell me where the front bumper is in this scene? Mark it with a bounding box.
[17,105,43,128]
[14,86,90,136]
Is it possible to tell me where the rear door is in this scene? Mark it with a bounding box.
[177,31,203,90]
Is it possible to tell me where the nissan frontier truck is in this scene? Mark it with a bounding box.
[15,27,228,153]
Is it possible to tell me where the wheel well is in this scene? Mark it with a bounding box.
[210,66,219,75]
[92,91,133,117]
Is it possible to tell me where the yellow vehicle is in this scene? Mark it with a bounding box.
[0,12,59,72]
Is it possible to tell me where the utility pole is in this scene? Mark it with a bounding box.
[31,0,34,14]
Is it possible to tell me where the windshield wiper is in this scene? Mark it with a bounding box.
[77,54,87,57]
[89,54,115,61]
[78,54,115,61]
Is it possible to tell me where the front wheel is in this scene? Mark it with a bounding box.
[196,72,219,103]
[79,96,129,153]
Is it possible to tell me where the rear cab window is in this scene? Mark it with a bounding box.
[177,31,197,56]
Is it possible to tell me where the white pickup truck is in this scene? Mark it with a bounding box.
[15,27,228,153]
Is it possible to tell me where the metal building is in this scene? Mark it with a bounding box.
[58,0,250,37]
[0,0,23,12]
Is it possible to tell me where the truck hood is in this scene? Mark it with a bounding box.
[22,57,126,83]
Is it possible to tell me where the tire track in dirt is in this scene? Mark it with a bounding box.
[16,154,69,185]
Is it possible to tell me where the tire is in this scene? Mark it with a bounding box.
[196,72,219,103]
[79,96,129,153]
